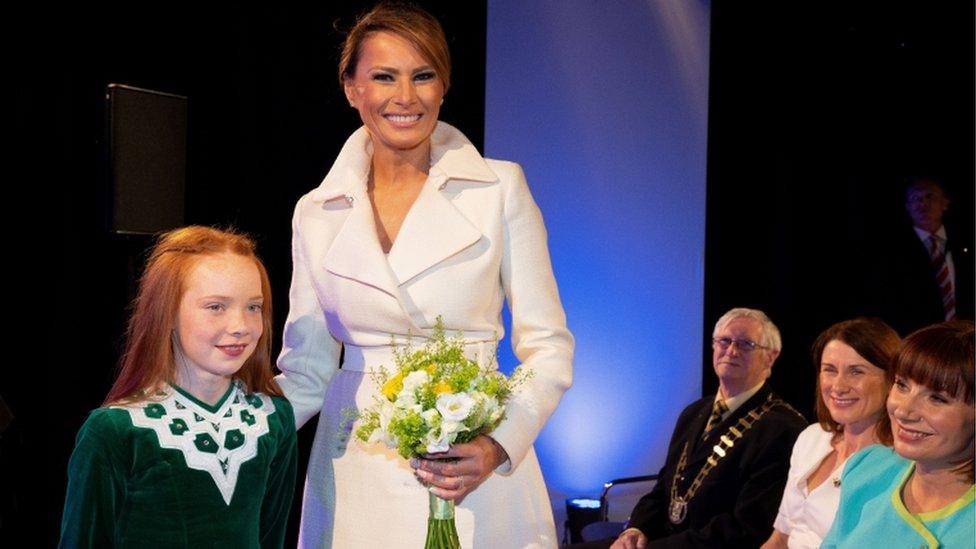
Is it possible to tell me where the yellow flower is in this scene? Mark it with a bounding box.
[425,363,438,375]
[433,381,453,395]
[382,372,405,400]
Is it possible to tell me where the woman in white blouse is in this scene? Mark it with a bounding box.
[761,318,900,549]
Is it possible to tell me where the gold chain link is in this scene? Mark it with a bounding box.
[670,393,781,505]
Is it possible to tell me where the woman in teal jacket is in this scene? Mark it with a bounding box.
[822,321,974,549]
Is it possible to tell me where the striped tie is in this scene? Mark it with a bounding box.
[928,235,956,321]
[702,399,728,440]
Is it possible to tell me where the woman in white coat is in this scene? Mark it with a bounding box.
[276,4,573,548]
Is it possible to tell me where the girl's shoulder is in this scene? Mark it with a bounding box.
[70,405,142,458]
[83,404,138,433]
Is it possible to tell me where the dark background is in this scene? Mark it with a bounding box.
[5,1,973,544]
[8,2,485,543]
[703,1,974,412]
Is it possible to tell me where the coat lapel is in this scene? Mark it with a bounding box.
[310,127,400,298]
[386,175,483,286]
[323,192,401,298]
[386,122,497,286]
[308,122,496,302]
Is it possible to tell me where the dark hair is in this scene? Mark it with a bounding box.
[891,321,975,482]
[338,2,451,93]
[893,321,974,403]
[812,318,900,445]
[104,226,280,405]
[904,176,948,199]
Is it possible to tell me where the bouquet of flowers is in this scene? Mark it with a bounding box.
[354,317,530,549]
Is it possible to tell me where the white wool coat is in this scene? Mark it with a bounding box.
[276,122,574,548]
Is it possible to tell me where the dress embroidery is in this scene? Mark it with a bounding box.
[114,381,276,505]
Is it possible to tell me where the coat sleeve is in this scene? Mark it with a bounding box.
[488,161,574,472]
[275,196,343,428]
[59,409,128,549]
[259,397,299,547]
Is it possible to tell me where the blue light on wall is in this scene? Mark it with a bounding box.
[485,0,711,517]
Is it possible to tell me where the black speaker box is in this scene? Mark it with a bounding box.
[106,83,187,234]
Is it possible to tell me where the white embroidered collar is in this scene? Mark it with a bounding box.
[114,380,277,505]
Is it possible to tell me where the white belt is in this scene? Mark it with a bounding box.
[341,339,498,373]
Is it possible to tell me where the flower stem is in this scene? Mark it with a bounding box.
[425,492,460,549]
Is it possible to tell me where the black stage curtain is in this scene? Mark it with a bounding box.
[705,1,974,417]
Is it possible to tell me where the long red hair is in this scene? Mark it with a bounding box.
[104,226,281,405]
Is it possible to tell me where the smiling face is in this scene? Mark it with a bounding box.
[174,252,264,388]
[819,340,888,434]
[888,375,976,472]
[344,31,444,159]
[712,317,777,397]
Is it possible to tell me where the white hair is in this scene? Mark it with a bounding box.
[712,307,782,352]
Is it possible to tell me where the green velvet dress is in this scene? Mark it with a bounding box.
[59,381,297,548]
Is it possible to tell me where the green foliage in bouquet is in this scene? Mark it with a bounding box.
[355,317,531,460]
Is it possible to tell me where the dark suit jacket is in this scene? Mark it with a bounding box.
[872,225,974,335]
[627,384,806,548]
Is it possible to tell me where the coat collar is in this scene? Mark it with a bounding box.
[309,121,496,203]
[318,122,496,300]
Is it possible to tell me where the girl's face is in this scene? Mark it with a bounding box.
[344,31,444,157]
[819,340,888,433]
[175,252,264,386]
[888,374,976,471]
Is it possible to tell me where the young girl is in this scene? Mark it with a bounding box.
[59,226,296,548]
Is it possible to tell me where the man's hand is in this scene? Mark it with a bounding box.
[610,528,648,549]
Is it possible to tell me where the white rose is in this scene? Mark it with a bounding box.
[421,408,440,427]
[426,431,450,454]
[402,370,430,391]
[440,419,463,436]
[436,393,476,422]
[395,392,416,407]
[396,370,430,406]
